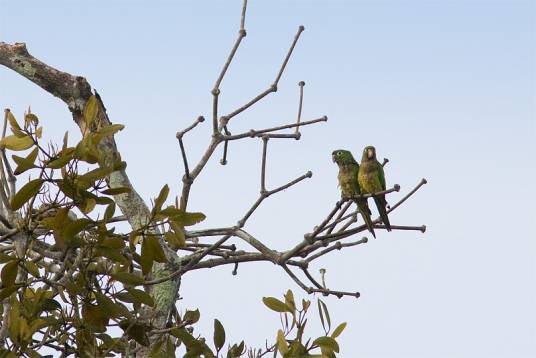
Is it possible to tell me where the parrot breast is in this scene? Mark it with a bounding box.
[338,165,359,198]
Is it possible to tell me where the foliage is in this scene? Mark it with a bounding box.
[0,108,346,357]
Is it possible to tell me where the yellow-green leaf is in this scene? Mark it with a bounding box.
[0,135,34,151]
[25,113,39,127]
[262,297,291,313]
[153,184,169,213]
[276,329,288,354]
[313,336,339,353]
[47,148,75,169]
[170,212,206,226]
[83,95,98,128]
[331,322,347,339]
[96,124,125,138]
[10,178,44,210]
[102,187,131,195]
[12,147,38,175]
[7,111,20,131]
[284,289,296,312]
[183,309,200,324]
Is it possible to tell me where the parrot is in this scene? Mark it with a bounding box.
[332,149,376,238]
[358,145,391,231]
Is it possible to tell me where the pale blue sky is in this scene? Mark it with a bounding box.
[1,0,535,357]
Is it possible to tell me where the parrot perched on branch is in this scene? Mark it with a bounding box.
[358,145,391,231]
[332,149,376,238]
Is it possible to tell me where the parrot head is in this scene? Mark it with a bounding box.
[362,145,377,162]
[332,150,357,166]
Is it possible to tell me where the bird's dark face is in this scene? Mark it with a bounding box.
[363,146,376,161]
[332,150,355,165]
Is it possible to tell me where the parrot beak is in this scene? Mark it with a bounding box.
[332,154,337,163]
[367,148,374,159]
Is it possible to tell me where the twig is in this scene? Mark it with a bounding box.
[219,25,305,129]
[212,0,248,133]
[295,81,305,135]
[223,116,327,141]
[281,264,359,299]
[176,116,205,180]
[261,137,269,193]
[325,201,352,235]
[304,238,367,263]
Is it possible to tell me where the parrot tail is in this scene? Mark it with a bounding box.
[356,199,376,238]
[374,195,391,231]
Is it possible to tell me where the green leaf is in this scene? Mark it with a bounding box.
[95,248,129,265]
[0,285,19,300]
[40,298,62,311]
[313,336,339,353]
[126,288,155,307]
[148,235,166,263]
[262,297,291,313]
[140,236,166,276]
[213,319,226,352]
[102,187,131,195]
[184,309,200,324]
[119,320,150,347]
[83,95,98,129]
[140,238,154,275]
[164,229,185,250]
[95,292,130,319]
[318,299,331,332]
[12,147,38,175]
[0,135,34,151]
[168,221,186,249]
[331,322,347,339]
[10,178,44,210]
[149,339,165,358]
[169,212,206,226]
[111,272,144,286]
[1,259,18,287]
[100,237,125,250]
[0,253,13,263]
[104,202,116,221]
[25,261,40,278]
[63,218,92,242]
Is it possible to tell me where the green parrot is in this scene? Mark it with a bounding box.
[332,149,376,238]
[358,145,391,231]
